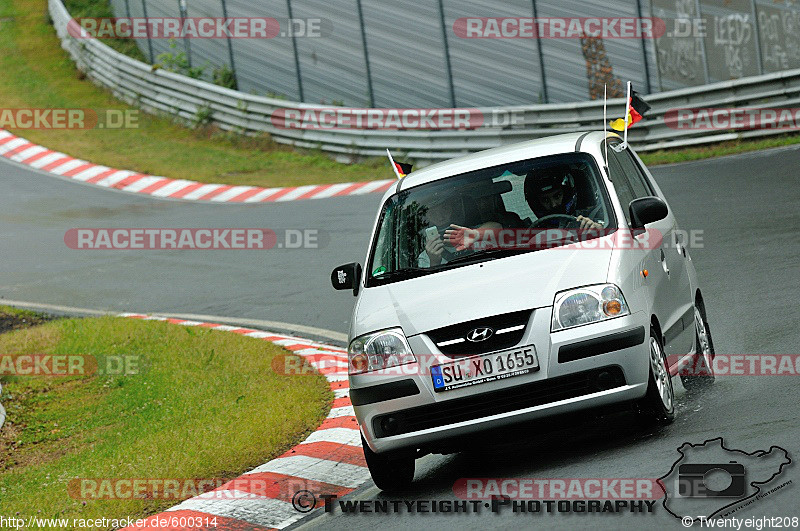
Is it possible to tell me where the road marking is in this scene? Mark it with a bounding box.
[70,165,112,181]
[245,455,369,488]
[1,128,394,203]
[49,159,88,175]
[27,151,68,169]
[301,427,361,446]
[210,185,257,202]
[8,145,48,162]
[327,406,356,418]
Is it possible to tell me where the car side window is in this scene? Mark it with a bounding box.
[623,150,657,197]
[610,144,654,199]
[605,143,637,224]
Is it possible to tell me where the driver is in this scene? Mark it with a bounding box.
[524,166,603,230]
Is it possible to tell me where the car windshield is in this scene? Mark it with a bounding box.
[366,152,615,286]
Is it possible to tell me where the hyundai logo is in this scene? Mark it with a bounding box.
[466,327,494,342]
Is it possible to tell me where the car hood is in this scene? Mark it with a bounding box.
[351,243,614,339]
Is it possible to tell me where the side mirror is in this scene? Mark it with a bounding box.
[628,196,668,229]
[331,262,362,296]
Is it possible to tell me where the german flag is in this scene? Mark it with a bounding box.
[393,160,412,177]
[386,149,412,179]
[610,90,650,132]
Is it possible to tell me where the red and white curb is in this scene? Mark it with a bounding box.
[116,313,365,531]
[0,129,395,202]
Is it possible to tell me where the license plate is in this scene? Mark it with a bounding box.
[430,346,539,392]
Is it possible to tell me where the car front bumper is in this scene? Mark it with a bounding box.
[351,310,650,454]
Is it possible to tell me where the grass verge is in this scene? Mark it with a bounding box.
[0,0,384,188]
[0,305,52,334]
[638,133,800,166]
[0,307,331,525]
[1,0,798,190]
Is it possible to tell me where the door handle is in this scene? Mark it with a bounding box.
[674,232,687,257]
[660,248,670,276]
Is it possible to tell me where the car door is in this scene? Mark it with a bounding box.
[606,140,693,357]
[627,148,694,355]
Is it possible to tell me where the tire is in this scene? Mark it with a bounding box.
[680,303,715,391]
[361,435,415,492]
[636,326,675,424]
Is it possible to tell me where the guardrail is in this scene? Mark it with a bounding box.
[50,0,800,166]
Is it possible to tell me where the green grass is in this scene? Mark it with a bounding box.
[0,305,52,333]
[2,0,797,191]
[0,0,385,188]
[0,308,332,526]
[638,133,800,166]
[63,0,146,61]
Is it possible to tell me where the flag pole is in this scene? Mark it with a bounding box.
[386,148,402,180]
[603,84,608,165]
[623,80,631,148]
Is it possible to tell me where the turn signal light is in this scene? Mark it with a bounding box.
[351,354,368,373]
[603,299,622,316]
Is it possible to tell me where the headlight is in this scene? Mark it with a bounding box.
[551,284,630,332]
[348,328,416,375]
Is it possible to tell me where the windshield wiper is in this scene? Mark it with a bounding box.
[370,267,431,284]
[442,247,535,267]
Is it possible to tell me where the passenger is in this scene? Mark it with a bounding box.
[418,195,500,267]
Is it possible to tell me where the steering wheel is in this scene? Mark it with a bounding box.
[531,214,581,229]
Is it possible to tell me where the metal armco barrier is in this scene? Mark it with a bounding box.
[50,0,800,166]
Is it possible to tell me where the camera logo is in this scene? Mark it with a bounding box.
[658,438,791,522]
[677,462,745,498]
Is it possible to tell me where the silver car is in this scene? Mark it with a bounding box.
[331,131,715,491]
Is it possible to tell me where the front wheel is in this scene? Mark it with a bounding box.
[361,435,415,492]
[636,326,675,424]
[680,304,715,390]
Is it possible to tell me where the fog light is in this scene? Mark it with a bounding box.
[596,370,615,390]
[381,416,398,436]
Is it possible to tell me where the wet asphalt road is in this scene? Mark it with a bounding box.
[2,145,800,529]
[292,146,800,529]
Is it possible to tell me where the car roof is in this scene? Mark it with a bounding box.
[395,131,619,193]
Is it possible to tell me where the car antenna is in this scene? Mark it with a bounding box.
[603,84,611,181]
[622,80,631,150]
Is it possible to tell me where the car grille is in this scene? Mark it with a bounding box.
[425,309,533,358]
[372,366,626,438]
